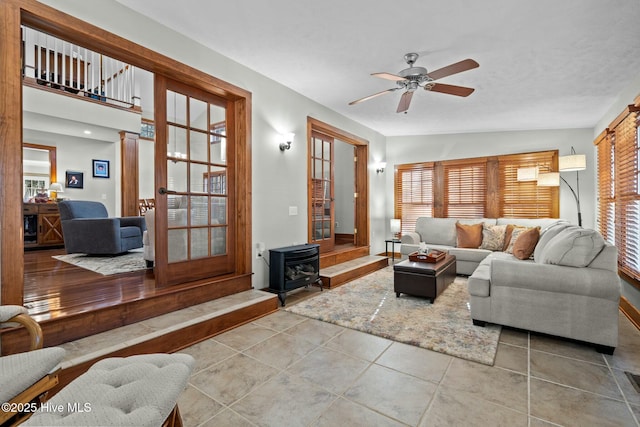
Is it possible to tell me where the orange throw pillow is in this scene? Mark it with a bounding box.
[456,222,483,248]
[512,226,541,260]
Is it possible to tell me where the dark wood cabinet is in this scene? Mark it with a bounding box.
[23,203,64,248]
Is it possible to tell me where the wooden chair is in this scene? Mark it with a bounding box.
[0,306,65,426]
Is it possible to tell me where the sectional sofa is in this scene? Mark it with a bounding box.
[399,217,621,353]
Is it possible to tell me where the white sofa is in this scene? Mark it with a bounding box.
[468,222,620,354]
[400,217,621,353]
[400,217,564,275]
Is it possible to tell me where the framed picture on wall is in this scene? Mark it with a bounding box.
[65,171,84,189]
[92,159,110,178]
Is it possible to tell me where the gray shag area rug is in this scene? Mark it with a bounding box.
[286,267,501,365]
[52,249,149,276]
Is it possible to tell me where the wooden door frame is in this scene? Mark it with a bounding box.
[306,117,369,250]
[0,0,252,305]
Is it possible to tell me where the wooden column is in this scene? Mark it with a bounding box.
[0,0,24,305]
[120,131,140,217]
[485,157,500,218]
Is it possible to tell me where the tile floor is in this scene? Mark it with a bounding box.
[177,288,640,427]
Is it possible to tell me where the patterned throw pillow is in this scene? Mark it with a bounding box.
[479,224,507,251]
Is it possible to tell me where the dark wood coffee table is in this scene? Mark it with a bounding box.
[393,254,456,302]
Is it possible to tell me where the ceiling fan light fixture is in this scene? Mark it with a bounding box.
[348,53,479,113]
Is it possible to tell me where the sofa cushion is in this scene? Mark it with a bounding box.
[496,218,563,229]
[448,247,492,263]
[415,217,458,246]
[539,227,606,267]
[479,224,507,250]
[456,221,483,248]
[533,222,571,262]
[512,226,540,260]
[468,252,515,297]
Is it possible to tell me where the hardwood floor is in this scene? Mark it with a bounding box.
[23,248,156,322]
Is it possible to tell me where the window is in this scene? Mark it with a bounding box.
[140,119,155,140]
[444,159,487,218]
[498,151,558,218]
[394,163,434,235]
[597,108,640,281]
[393,150,559,231]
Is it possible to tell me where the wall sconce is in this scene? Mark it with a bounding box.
[279,132,294,151]
[376,162,387,174]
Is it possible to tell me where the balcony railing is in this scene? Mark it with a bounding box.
[21,26,138,109]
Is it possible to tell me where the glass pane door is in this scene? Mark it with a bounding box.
[310,131,334,251]
[155,76,234,286]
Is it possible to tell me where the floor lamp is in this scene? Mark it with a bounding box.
[537,148,586,227]
[559,148,586,227]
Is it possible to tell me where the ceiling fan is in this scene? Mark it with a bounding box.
[348,53,479,113]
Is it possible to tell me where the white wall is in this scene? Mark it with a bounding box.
[39,0,387,290]
[385,128,596,232]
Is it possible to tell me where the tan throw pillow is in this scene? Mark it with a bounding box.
[456,221,483,248]
[512,226,541,260]
[504,226,528,254]
[502,224,517,251]
[480,224,507,250]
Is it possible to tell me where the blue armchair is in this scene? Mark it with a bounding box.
[58,200,146,255]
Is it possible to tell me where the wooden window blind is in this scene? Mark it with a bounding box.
[444,159,487,218]
[394,163,434,235]
[613,111,640,280]
[596,132,615,245]
[393,150,559,235]
[498,151,559,218]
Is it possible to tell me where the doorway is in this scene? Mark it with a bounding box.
[307,117,369,254]
[1,1,253,345]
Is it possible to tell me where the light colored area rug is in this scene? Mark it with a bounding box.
[52,249,149,275]
[285,267,501,365]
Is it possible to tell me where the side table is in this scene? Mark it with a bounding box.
[385,238,401,262]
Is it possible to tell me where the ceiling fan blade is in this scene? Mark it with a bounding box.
[426,83,475,97]
[348,87,399,105]
[427,58,479,81]
[396,91,414,113]
[371,72,407,82]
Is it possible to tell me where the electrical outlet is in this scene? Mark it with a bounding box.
[256,242,265,259]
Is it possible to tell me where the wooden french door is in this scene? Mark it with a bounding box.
[310,131,335,252]
[154,76,235,286]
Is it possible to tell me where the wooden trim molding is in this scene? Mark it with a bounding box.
[120,131,140,217]
[0,0,24,305]
[307,117,369,250]
[620,296,640,332]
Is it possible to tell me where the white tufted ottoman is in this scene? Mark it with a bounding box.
[23,353,194,427]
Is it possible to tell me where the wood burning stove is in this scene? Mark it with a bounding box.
[268,243,322,306]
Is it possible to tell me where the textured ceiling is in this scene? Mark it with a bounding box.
[117,0,640,136]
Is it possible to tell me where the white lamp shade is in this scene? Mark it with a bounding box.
[49,182,64,193]
[559,154,586,171]
[516,167,538,182]
[390,219,401,233]
[537,172,560,187]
